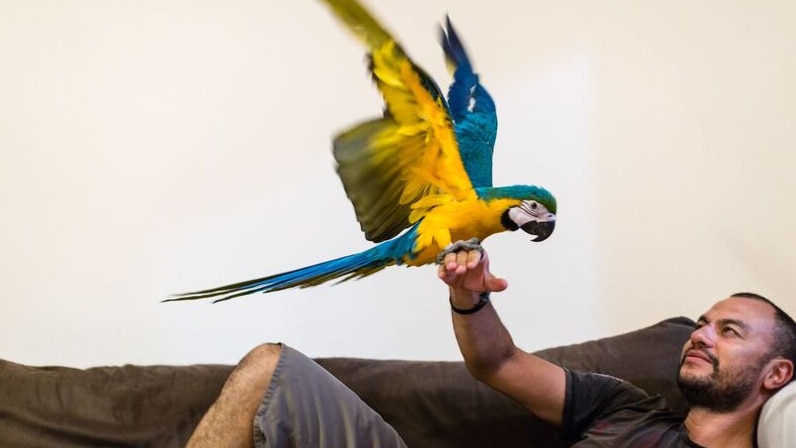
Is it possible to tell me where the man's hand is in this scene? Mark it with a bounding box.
[437,242,508,294]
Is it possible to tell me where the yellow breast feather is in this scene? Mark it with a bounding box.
[407,196,522,265]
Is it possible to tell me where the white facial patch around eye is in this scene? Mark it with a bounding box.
[508,206,535,226]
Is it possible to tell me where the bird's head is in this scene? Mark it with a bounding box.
[482,185,556,242]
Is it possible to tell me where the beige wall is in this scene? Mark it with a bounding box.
[1,0,794,367]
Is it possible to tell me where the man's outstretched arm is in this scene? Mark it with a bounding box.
[438,246,567,426]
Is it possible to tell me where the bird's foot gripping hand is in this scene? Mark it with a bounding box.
[436,238,483,265]
[436,238,508,308]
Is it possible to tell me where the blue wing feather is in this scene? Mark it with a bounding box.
[439,16,497,188]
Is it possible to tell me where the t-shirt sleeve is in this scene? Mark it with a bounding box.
[560,368,657,442]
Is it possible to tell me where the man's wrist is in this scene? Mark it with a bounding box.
[450,290,491,315]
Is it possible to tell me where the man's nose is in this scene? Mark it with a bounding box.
[689,324,715,348]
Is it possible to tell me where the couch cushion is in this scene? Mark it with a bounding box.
[0,316,694,448]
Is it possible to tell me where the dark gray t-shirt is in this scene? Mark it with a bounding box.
[561,369,703,447]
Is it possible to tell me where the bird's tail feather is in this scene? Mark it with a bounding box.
[164,240,411,303]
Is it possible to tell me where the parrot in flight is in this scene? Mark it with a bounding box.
[166,0,556,303]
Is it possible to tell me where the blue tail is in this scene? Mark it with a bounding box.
[165,232,417,303]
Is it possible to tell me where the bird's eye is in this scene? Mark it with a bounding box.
[530,202,538,209]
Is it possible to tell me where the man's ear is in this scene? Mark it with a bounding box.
[764,359,794,391]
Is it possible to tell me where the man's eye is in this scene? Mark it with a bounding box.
[723,327,739,336]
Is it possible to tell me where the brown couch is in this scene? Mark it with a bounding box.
[0,316,694,448]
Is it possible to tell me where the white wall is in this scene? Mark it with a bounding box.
[1,0,794,368]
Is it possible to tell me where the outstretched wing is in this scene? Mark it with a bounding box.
[440,16,498,189]
[321,0,476,243]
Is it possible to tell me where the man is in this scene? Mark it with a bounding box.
[439,246,795,447]
[186,245,795,447]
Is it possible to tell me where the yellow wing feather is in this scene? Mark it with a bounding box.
[321,0,475,243]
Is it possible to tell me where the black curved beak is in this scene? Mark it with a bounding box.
[521,219,555,242]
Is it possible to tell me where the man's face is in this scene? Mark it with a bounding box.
[677,297,777,412]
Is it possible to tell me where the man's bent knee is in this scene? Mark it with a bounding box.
[186,344,283,448]
[231,343,282,393]
[241,343,282,370]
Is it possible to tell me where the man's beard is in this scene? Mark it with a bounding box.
[677,349,768,413]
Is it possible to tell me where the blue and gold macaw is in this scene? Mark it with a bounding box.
[166,0,556,303]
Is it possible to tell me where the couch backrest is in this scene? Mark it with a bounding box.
[0,316,694,448]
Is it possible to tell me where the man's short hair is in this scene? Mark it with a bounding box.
[731,292,796,373]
